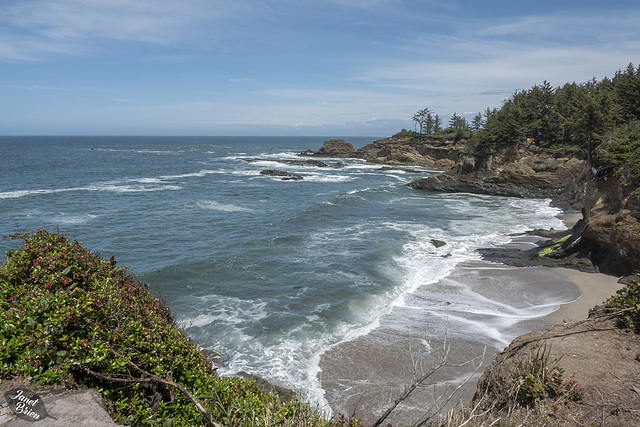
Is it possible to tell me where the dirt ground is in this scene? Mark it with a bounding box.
[448,316,640,426]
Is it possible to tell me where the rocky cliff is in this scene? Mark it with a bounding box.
[578,171,640,274]
[303,135,465,169]
[354,134,464,168]
[407,147,589,210]
[407,145,638,276]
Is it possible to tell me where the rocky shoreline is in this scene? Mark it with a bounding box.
[303,136,639,278]
[304,135,640,426]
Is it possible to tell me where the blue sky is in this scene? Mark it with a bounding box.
[0,0,639,136]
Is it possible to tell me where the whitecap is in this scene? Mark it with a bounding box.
[302,174,353,183]
[196,201,253,212]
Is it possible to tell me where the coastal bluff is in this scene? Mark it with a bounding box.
[406,145,639,277]
[302,135,464,169]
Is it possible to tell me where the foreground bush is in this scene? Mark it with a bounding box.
[0,230,358,426]
[604,278,640,333]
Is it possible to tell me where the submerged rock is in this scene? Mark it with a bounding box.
[259,170,304,180]
[431,239,447,248]
[240,158,329,167]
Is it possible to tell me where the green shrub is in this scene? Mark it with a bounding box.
[510,344,582,407]
[0,230,356,426]
[393,129,419,137]
[604,279,640,332]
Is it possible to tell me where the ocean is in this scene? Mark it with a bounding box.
[0,136,580,423]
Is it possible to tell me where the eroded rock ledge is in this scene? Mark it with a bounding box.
[406,146,589,210]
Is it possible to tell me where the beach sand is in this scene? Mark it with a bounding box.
[543,267,624,324]
[318,262,582,425]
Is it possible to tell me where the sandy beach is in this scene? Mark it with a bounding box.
[543,267,624,324]
[319,261,582,425]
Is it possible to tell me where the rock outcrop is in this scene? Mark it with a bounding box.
[355,135,464,168]
[577,171,640,274]
[240,158,330,167]
[301,135,465,169]
[407,145,639,276]
[260,169,304,180]
[407,147,589,210]
[303,139,356,158]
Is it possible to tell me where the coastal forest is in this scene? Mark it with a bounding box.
[417,63,640,185]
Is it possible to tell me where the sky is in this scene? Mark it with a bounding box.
[0,0,639,136]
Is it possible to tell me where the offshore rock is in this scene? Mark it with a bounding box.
[301,134,464,168]
[240,158,329,167]
[315,139,356,158]
[260,170,304,180]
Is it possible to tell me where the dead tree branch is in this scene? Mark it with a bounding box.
[84,347,222,427]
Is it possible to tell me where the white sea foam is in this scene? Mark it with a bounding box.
[302,174,353,183]
[55,214,99,225]
[196,201,253,212]
[159,170,217,180]
[0,178,194,199]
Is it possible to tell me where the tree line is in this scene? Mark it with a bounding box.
[410,63,640,177]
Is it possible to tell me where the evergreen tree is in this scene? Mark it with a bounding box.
[471,112,484,131]
[434,114,442,133]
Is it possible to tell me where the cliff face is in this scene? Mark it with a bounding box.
[407,146,638,276]
[408,147,589,210]
[578,172,640,274]
[354,134,464,168]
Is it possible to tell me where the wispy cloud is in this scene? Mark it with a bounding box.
[0,0,257,60]
[1,2,639,135]
[1,84,62,91]
[358,11,640,91]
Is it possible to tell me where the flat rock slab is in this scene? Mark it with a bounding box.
[1,388,116,426]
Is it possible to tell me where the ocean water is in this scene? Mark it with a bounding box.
[0,136,578,418]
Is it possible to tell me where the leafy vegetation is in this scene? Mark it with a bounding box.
[603,279,640,333]
[393,128,420,137]
[409,64,640,183]
[510,344,581,407]
[0,230,360,426]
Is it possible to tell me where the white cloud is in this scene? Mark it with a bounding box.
[0,0,259,60]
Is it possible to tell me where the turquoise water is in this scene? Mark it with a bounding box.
[0,136,573,410]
